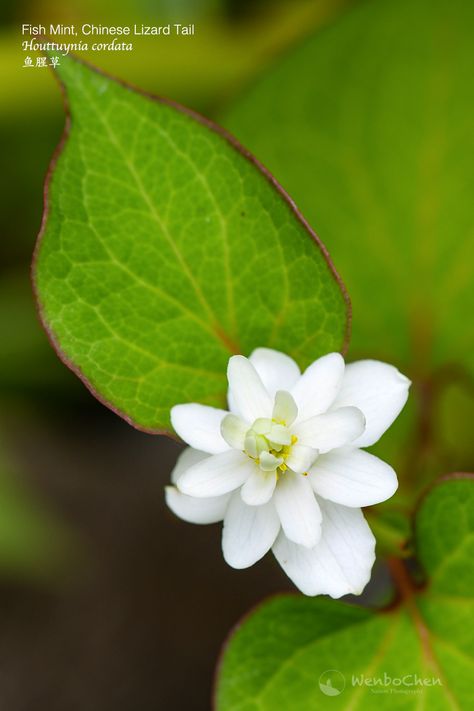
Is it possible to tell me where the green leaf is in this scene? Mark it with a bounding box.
[215,475,474,710]
[415,474,474,597]
[223,0,474,378]
[33,55,348,433]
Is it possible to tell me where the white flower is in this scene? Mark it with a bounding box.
[165,349,410,598]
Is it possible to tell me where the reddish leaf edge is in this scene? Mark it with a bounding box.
[211,472,474,709]
[31,52,351,437]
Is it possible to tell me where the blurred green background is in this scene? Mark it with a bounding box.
[0,0,472,709]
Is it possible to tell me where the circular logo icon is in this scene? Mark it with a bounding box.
[318,669,346,696]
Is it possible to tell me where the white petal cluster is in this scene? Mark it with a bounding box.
[166,349,410,597]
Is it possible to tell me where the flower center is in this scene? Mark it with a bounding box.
[244,417,297,473]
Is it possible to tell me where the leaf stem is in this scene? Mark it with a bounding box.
[388,558,434,667]
[388,556,462,709]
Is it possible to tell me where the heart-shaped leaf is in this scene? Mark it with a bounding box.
[215,474,474,710]
[33,55,349,433]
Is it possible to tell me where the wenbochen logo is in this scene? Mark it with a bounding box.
[318,670,346,696]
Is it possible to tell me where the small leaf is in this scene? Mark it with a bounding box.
[215,475,474,710]
[33,55,349,434]
[416,473,474,597]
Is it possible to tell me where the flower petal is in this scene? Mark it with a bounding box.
[272,390,298,426]
[259,451,283,471]
[268,423,291,446]
[171,403,230,454]
[272,499,375,597]
[293,407,366,454]
[177,449,254,498]
[273,471,322,548]
[227,355,273,422]
[332,360,411,447]
[221,414,248,450]
[165,486,230,524]
[309,447,398,507]
[291,353,345,422]
[222,493,280,568]
[241,469,277,506]
[252,418,272,435]
[285,444,319,474]
[249,347,301,398]
[171,447,209,484]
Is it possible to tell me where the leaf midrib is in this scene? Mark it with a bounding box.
[75,76,239,355]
